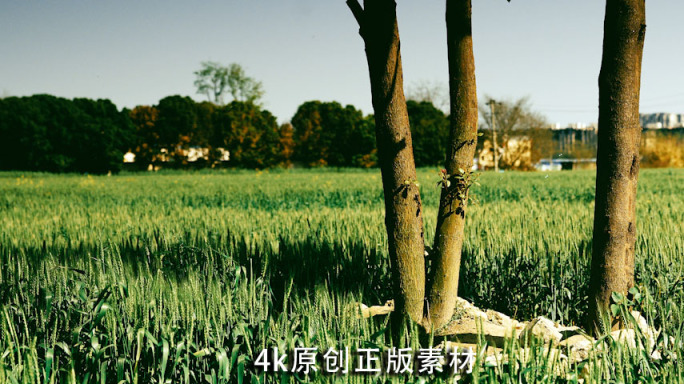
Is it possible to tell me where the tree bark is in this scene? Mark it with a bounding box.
[347,0,426,324]
[427,0,479,331]
[588,0,646,334]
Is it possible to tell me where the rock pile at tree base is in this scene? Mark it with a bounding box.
[355,296,666,382]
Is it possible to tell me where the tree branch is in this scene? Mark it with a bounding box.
[346,0,365,28]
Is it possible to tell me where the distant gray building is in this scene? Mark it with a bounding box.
[640,113,684,129]
[549,123,598,154]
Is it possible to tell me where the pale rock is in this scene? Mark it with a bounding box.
[485,309,511,325]
[557,325,582,339]
[559,334,595,362]
[609,311,663,360]
[354,299,667,372]
[455,297,474,309]
[630,311,650,334]
[455,297,489,322]
[520,316,563,345]
[356,302,370,318]
[610,312,664,360]
[610,328,637,348]
[484,353,500,367]
[629,311,657,352]
[368,300,394,317]
[436,317,509,345]
[486,309,522,331]
[353,300,394,318]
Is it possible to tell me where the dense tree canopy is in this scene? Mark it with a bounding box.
[407,100,449,166]
[0,94,133,173]
[71,98,135,173]
[154,95,202,165]
[212,101,285,168]
[130,98,290,169]
[291,101,375,167]
[129,105,160,169]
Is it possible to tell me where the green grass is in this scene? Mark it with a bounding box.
[0,168,682,383]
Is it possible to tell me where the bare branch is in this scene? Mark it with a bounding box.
[346,0,365,28]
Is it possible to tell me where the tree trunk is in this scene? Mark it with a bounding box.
[588,0,645,334]
[347,0,426,324]
[427,0,479,331]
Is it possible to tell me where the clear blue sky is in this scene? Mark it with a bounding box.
[1,1,682,125]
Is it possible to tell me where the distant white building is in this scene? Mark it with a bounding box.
[535,158,596,171]
[549,123,597,131]
[123,147,230,168]
[535,159,562,172]
[182,147,209,162]
[123,151,135,163]
[179,147,230,163]
[217,148,230,162]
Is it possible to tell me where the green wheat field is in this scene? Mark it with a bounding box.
[1,168,683,383]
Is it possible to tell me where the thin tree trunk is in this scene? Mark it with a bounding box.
[588,0,645,334]
[427,0,479,331]
[347,0,426,324]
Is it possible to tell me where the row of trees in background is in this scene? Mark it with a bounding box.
[130,97,380,169]
[0,95,134,174]
[2,91,676,174]
[133,97,466,169]
[130,96,288,169]
[7,61,650,175]
[0,94,294,173]
[2,92,525,173]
